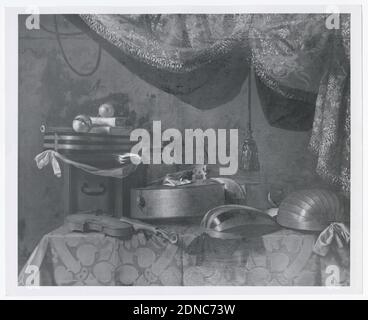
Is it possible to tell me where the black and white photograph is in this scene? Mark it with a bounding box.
[1,0,366,300]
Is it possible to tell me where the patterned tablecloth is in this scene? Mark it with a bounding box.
[19,225,349,286]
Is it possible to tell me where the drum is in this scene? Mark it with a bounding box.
[40,125,134,167]
[42,125,133,153]
[130,181,225,220]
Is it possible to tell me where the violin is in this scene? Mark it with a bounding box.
[65,211,178,244]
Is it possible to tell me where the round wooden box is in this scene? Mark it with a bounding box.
[130,181,225,220]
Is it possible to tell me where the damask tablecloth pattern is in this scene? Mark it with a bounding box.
[19,225,349,286]
[19,226,183,286]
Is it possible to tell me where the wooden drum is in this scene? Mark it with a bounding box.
[130,181,225,220]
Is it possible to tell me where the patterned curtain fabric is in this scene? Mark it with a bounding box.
[249,14,333,131]
[65,14,350,195]
[309,16,350,196]
[248,13,350,196]
[66,14,252,109]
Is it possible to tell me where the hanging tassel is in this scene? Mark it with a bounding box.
[240,129,260,171]
[240,64,260,172]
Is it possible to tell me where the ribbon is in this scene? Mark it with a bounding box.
[35,150,140,179]
[35,149,62,177]
[313,222,350,256]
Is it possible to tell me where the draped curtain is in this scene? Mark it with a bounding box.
[65,14,350,195]
[309,16,350,196]
[66,14,252,109]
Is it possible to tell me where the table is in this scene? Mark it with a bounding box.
[19,224,349,286]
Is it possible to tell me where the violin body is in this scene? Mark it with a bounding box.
[65,213,133,239]
[65,213,178,243]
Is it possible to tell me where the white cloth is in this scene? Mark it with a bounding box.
[35,150,140,179]
[313,222,350,256]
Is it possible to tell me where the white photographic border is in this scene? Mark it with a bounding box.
[2,0,365,299]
